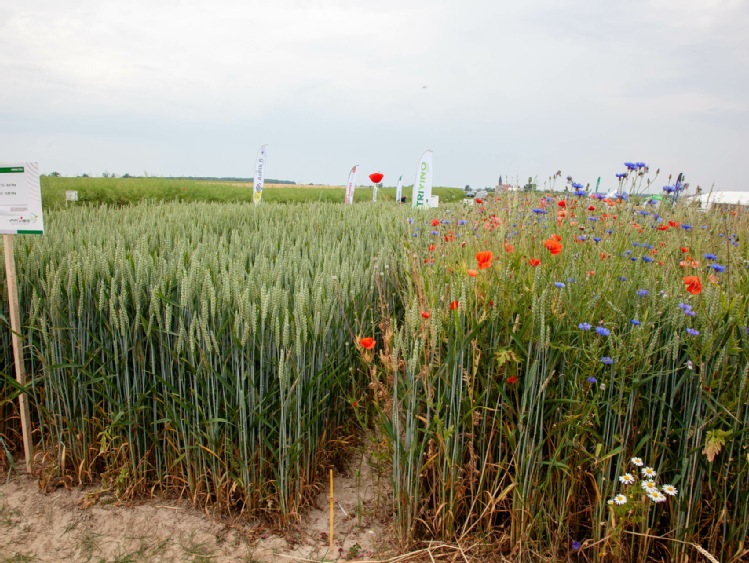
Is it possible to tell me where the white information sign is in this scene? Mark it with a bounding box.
[0,163,44,235]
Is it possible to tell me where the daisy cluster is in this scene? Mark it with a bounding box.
[608,457,678,507]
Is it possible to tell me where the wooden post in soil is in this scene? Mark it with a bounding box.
[329,469,334,553]
[3,234,33,472]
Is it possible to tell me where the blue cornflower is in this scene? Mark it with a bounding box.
[567,277,577,283]
[606,229,613,234]
[601,356,614,365]
[630,257,638,262]
[532,208,546,214]
[625,249,632,255]
[575,189,587,197]
[686,328,700,336]
[589,216,599,221]
[554,282,565,288]
[431,230,439,235]
[679,302,694,313]
[407,218,414,224]
[681,224,692,230]
[616,173,627,179]
[618,276,627,282]
[593,237,602,243]
[636,162,647,168]
[458,219,467,226]
[703,253,717,261]
[632,242,640,247]
[578,235,587,241]
[642,256,653,263]
[578,323,592,331]
[572,182,583,190]
[709,264,726,272]
[441,219,451,224]
[412,233,419,237]
[595,327,610,337]
[586,377,597,384]
[630,319,641,326]
[642,243,653,249]
[636,289,649,297]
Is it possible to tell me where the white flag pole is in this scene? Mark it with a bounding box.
[345,165,358,204]
[253,144,269,205]
[395,175,403,203]
[411,150,433,209]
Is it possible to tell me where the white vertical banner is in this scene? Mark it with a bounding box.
[411,150,433,208]
[372,182,377,202]
[253,144,268,205]
[345,165,358,204]
[395,175,403,203]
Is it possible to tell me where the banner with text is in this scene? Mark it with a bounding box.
[345,165,358,204]
[253,144,269,205]
[395,175,403,203]
[411,150,433,209]
[0,163,44,234]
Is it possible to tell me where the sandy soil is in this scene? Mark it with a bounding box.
[0,453,396,563]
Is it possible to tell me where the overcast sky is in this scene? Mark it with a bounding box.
[1,0,747,191]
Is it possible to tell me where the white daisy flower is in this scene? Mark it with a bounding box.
[619,473,635,485]
[641,466,657,479]
[641,480,657,491]
[647,489,667,503]
[661,484,678,496]
[631,457,644,467]
[614,494,628,505]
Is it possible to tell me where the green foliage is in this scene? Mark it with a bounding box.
[1,190,747,561]
[39,177,465,209]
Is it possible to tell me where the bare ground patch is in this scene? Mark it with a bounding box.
[0,450,396,563]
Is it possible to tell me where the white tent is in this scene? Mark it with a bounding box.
[692,191,749,211]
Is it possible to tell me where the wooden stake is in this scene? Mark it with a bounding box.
[3,234,33,473]
[329,469,334,553]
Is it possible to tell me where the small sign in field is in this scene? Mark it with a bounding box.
[0,162,44,234]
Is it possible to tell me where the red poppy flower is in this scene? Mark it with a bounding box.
[467,269,478,277]
[360,337,375,350]
[600,252,607,260]
[504,243,514,253]
[543,239,563,255]
[588,205,596,211]
[431,219,440,227]
[428,244,435,251]
[421,311,430,319]
[369,172,384,184]
[683,276,702,295]
[669,220,680,228]
[658,224,668,231]
[558,200,566,208]
[680,247,689,253]
[507,376,518,384]
[449,300,459,310]
[475,198,483,204]
[476,250,493,270]
[528,258,541,267]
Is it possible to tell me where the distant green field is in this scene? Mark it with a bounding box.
[40,177,466,208]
